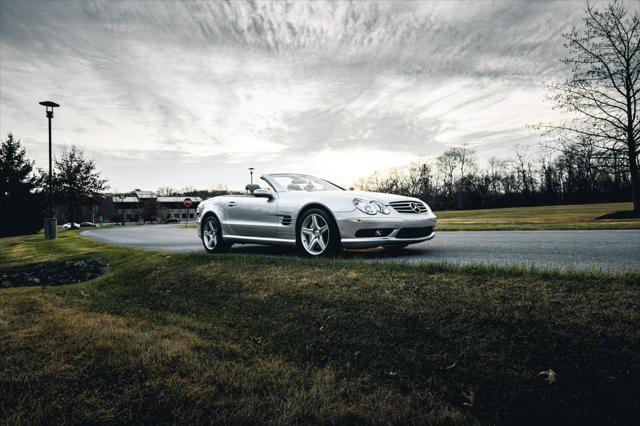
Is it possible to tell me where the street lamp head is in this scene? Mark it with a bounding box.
[39,101,60,118]
[39,101,60,108]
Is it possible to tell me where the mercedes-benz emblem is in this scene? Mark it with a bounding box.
[410,202,421,213]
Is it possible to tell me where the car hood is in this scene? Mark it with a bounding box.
[332,190,424,204]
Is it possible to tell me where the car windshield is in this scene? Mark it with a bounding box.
[267,174,344,192]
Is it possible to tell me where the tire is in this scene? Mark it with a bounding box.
[201,215,230,254]
[296,208,341,257]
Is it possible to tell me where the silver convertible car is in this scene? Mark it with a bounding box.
[196,173,437,256]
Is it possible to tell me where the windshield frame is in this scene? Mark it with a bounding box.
[261,174,345,193]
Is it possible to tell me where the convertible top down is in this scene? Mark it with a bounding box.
[196,173,437,256]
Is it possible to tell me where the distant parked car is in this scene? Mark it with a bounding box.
[163,218,179,224]
[62,223,80,229]
[80,222,96,228]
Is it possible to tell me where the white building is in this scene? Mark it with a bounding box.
[111,191,202,222]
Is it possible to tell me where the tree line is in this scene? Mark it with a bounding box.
[0,133,108,237]
[355,141,632,211]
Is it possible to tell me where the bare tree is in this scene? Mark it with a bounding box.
[543,0,640,212]
[538,148,561,196]
[453,145,475,209]
[436,149,458,200]
[156,186,175,196]
[405,162,434,199]
[487,156,508,193]
[437,145,476,208]
[50,146,109,223]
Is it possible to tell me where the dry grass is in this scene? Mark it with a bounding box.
[436,202,640,230]
[1,232,639,424]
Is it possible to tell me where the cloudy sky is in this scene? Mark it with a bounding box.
[0,0,605,191]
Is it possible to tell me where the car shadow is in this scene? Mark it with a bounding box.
[226,244,430,260]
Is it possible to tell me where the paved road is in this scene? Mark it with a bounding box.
[81,224,640,272]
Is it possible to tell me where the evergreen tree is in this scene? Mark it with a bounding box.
[0,133,44,236]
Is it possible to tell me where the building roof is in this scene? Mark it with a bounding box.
[114,196,139,203]
[157,196,203,203]
[110,193,203,204]
[134,191,156,199]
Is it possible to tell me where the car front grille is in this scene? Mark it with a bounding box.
[396,227,434,239]
[389,201,428,214]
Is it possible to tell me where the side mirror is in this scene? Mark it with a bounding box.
[253,188,274,199]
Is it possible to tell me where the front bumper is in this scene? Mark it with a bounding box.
[335,211,437,249]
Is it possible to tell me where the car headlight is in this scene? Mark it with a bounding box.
[353,198,377,215]
[353,199,390,215]
[371,200,390,214]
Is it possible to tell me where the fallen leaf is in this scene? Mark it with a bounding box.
[539,369,557,384]
[462,387,475,408]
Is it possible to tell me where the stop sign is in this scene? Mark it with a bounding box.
[183,198,193,208]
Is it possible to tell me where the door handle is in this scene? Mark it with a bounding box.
[228,201,236,207]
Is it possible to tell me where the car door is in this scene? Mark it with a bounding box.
[225,195,278,238]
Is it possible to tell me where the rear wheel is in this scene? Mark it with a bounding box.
[297,208,340,257]
[201,215,230,253]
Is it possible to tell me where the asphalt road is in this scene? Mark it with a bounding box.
[81,224,640,272]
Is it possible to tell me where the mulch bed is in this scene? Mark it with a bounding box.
[0,258,107,288]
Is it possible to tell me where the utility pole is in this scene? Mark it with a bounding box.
[120,194,126,226]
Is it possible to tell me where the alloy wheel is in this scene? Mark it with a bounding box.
[202,219,218,250]
[300,213,330,255]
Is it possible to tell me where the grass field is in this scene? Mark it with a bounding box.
[1,233,639,424]
[436,201,640,230]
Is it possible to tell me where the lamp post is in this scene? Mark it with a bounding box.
[119,194,126,226]
[249,167,254,185]
[39,101,60,240]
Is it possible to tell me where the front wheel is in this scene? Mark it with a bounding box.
[296,208,340,257]
[201,215,230,254]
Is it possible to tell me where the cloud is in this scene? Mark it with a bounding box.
[0,0,617,190]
